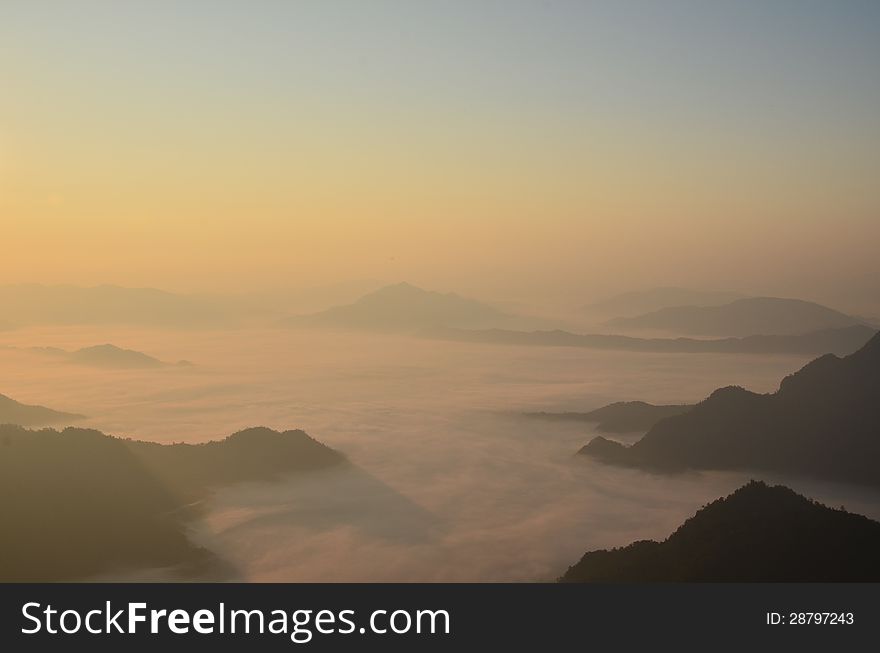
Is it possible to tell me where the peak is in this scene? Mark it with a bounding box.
[74,343,151,357]
[360,282,472,303]
[706,385,752,400]
[75,344,131,355]
[223,426,313,443]
[698,481,806,514]
[226,426,282,440]
[366,282,429,296]
[580,435,625,456]
[696,385,765,411]
[383,282,429,294]
[731,479,772,495]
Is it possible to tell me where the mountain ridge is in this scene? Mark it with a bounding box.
[584,287,745,317]
[560,481,880,582]
[284,282,513,332]
[606,296,863,337]
[0,393,85,427]
[427,324,875,357]
[580,331,880,485]
[30,343,191,368]
[0,425,345,581]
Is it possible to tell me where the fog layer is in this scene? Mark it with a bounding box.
[3,327,878,581]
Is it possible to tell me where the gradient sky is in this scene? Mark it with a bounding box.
[2,1,879,309]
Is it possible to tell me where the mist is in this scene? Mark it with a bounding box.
[4,325,879,581]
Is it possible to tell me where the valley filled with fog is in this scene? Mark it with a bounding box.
[4,325,879,581]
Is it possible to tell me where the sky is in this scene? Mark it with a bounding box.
[2,1,879,309]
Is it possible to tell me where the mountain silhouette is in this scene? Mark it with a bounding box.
[580,331,880,486]
[0,425,345,581]
[0,283,233,328]
[31,343,189,368]
[527,401,692,433]
[606,297,863,337]
[0,282,407,329]
[0,393,85,427]
[72,344,169,368]
[124,426,346,497]
[584,287,744,317]
[560,481,880,581]
[428,324,875,357]
[285,282,511,332]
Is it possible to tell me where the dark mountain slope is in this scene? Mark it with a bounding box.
[0,393,84,427]
[561,481,880,582]
[580,332,880,485]
[0,425,345,581]
[128,426,345,498]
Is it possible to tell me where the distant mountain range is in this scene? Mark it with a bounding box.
[560,481,880,582]
[0,284,232,328]
[0,425,345,581]
[428,324,875,357]
[0,393,84,427]
[584,287,745,317]
[30,343,191,368]
[606,296,865,337]
[526,401,692,433]
[580,331,880,486]
[0,281,388,329]
[285,282,521,332]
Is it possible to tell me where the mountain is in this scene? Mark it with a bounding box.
[526,401,693,433]
[584,287,744,318]
[580,331,880,486]
[70,344,170,368]
[31,343,189,368]
[123,426,346,497]
[606,297,863,337]
[285,282,512,332]
[0,282,399,329]
[0,393,84,427]
[0,284,233,328]
[428,324,875,357]
[0,425,345,581]
[560,481,880,582]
